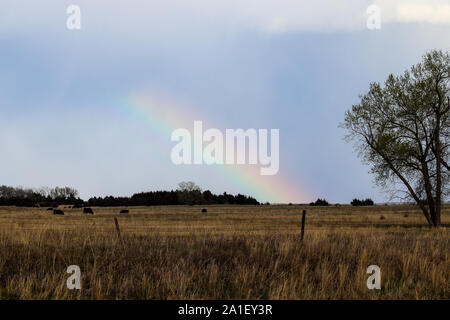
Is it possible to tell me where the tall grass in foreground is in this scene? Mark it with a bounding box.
[0,226,448,299]
[0,205,449,299]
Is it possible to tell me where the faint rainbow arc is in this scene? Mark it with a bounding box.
[113,92,309,203]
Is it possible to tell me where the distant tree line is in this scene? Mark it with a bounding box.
[87,191,259,207]
[0,182,259,207]
[0,185,82,207]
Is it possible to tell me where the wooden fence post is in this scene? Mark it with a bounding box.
[114,217,123,244]
[301,209,306,241]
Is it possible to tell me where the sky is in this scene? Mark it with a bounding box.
[1,0,450,203]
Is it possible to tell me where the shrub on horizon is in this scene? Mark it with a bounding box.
[351,198,375,206]
[310,198,329,206]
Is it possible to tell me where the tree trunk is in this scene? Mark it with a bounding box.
[422,167,436,227]
[435,111,442,227]
[419,203,434,226]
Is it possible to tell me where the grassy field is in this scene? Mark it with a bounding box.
[0,204,448,299]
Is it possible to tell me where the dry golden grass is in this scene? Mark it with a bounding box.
[0,204,448,299]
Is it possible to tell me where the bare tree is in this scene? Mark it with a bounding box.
[49,186,79,200]
[177,181,201,193]
[342,50,450,227]
[177,181,203,205]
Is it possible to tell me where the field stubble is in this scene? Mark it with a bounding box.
[0,204,448,299]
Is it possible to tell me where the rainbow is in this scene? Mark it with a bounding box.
[112,91,310,203]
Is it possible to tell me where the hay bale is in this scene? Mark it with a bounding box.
[83,207,94,214]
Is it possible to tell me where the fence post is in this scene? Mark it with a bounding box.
[114,217,123,244]
[301,209,306,241]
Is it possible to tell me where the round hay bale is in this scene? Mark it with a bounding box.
[53,209,64,215]
[83,207,94,214]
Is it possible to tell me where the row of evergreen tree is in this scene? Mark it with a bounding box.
[87,190,259,206]
[350,198,374,206]
[309,197,375,206]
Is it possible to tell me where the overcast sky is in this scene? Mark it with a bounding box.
[1,1,450,203]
